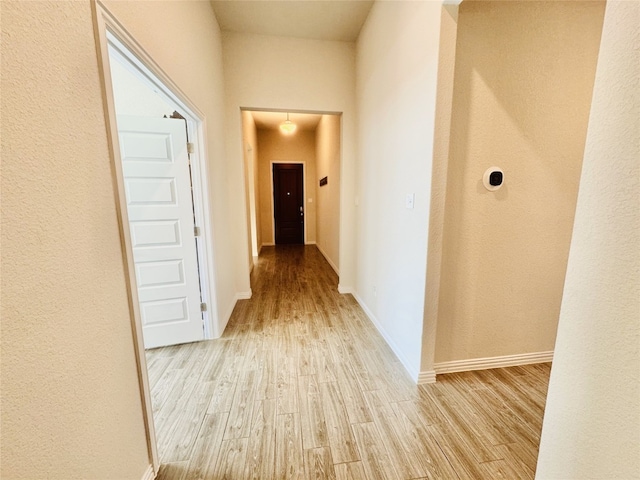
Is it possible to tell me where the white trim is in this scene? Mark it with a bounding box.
[141,465,155,480]
[316,243,339,275]
[92,3,159,471]
[434,351,554,375]
[237,291,253,300]
[337,284,353,295]
[351,292,420,382]
[189,117,219,339]
[417,371,437,384]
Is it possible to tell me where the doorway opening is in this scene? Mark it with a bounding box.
[240,109,342,276]
[94,7,221,471]
[106,32,217,346]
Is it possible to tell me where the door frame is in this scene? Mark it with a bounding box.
[270,161,307,245]
[107,39,217,339]
[92,1,220,472]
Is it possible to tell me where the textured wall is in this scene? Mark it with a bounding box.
[356,1,443,378]
[315,115,341,272]
[221,31,357,292]
[536,2,640,478]
[257,129,317,245]
[436,1,605,363]
[1,1,149,478]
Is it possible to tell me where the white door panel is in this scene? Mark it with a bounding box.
[118,115,203,349]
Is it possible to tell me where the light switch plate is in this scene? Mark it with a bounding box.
[405,193,415,209]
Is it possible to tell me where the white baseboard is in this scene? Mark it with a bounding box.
[417,370,437,384]
[337,284,353,295]
[141,465,155,480]
[237,290,252,300]
[306,241,317,245]
[315,243,339,275]
[216,290,253,338]
[351,291,420,382]
[259,243,274,256]
[434,351,554,375]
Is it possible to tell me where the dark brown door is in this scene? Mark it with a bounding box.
[273,163,304,244]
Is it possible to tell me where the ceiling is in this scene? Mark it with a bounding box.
[248,110,324,131]
[213,1,367,131]
[210,0,375,42]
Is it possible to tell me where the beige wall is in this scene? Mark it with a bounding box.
[315,115,342,272]
[421,5,460,378]
[242,111,261,262]
[1,1,149,478]
[435,1,605,364]
[257,129,317,245]
[536,2,640,477]
[221,32,357,292]
[103,0,240,324]
[355,1,444,379]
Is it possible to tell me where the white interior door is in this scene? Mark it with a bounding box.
[117,115,204,349]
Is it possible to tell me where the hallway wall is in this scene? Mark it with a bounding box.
[242,111,260,266]
[536,2,640,477]
[421,4,460,378]
[257,129,318,246]
[355,1,445,379]
[316,115,342,273]
[221,31,357,293]
[435,1,605,366]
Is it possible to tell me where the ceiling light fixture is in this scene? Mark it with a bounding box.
[279,112,297,135]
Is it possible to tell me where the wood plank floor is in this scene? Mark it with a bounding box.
[147,245,551,480]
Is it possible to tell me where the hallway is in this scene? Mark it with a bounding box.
[148,246,550,479]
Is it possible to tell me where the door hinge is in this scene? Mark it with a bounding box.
[187,142,195,154]
[194,226,200,237]
[200,302,207,312]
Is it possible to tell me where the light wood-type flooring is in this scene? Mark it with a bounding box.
[147,245,551,480]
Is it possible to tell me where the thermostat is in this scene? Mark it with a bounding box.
[483,167,504,191]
